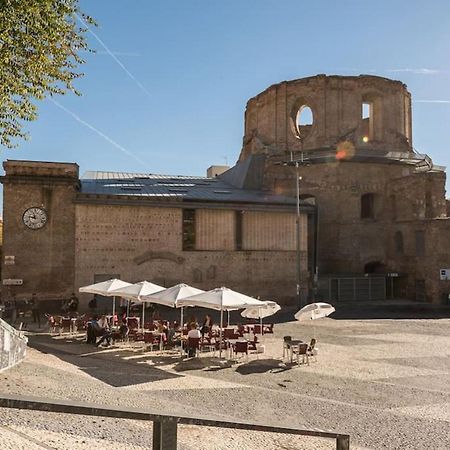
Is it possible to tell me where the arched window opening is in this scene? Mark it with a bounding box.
[361,101,373,142]
[296,105,314,139]
[361,193,376,219]
[394,231,404,255]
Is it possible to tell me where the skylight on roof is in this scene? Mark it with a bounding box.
[156,183,195,187]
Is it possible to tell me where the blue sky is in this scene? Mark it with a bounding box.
[2,0,450,194]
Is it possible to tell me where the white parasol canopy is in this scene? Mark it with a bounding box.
[241,301,281,319]
[141,283,205,332]
[79,279,131,296]
[179,287,266,358]
[109,281,165,301]
[79,279,132,318]
[110,281,165,327]
[177,286,264,310]
[294,302,335,321]
[295,302,335,341]
[241,301,281,337]
[140,283,204,308]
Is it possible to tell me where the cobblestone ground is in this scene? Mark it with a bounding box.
[0,317,449,449]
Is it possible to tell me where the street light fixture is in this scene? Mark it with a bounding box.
[278,151,310,309]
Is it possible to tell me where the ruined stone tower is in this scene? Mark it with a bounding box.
[234,74,449,303]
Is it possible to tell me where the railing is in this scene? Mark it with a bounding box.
[0,394,350,450]
[0,318,28,372]
[0,317,27,341]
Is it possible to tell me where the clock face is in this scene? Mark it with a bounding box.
[23,207,48,230]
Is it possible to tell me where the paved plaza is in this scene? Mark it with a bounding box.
[0,316,449,449]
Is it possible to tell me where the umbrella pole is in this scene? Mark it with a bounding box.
[112,296,116,324]
[219,308,224,359]
[142,302,145,331]
[227,310,230,327]
[127,299,130,318]
[260,315,263,338]
[180,307,184,356]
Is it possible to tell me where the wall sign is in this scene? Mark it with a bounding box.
[440,269,450,281]
[2,279,23,286]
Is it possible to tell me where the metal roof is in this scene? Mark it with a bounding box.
[80,171,298,206]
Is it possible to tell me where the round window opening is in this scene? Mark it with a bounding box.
[296,105,314,138]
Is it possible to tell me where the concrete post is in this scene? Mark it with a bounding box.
[336,435,350,450]
[152,419,178,450]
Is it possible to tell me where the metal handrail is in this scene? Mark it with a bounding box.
[0,393,350,450]
[0,318,28,343]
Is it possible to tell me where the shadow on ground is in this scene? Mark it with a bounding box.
[28,335,182,387]
[235,358,296,375]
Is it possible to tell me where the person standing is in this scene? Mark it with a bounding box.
[68,293,79,316]
[30,293,41,328]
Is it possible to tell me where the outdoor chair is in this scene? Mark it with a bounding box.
[199,336,213,353]
[213,339,228,356]
[186,337,200,358]
[60,317,72,335]
[144,322,156,331]
[307,338,318,362]
[131,332,145,345]
[144,332,160,352]
[232,341,249,361]
[253,324,263,335]
[223,328,237,339]
[247,335,259,352]
[292,343,309,365]
[46,314,59,335]
[282,336,292,358]
[263,323,274,334]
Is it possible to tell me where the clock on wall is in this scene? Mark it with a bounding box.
[22,207,48,230]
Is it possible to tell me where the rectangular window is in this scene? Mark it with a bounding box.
[235,211,243,250]
[361,193,375,219]
[415,230,425,256]
[182,209,196,251]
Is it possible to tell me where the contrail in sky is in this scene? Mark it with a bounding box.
[76,14,152,99]
[50,98,147,165]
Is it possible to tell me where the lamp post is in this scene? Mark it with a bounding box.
[295,161,302,309]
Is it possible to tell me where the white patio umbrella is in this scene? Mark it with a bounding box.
[79,279,131,319]
[140,283,204,329]
[241,301,281,336]
[110,281,165,329]
[294,302,335,338]
[178,287,266,357]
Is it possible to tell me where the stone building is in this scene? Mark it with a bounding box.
[1,161,311,309]
[1,74,449,307]
[236,74,449,304]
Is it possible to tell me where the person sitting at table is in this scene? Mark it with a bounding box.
[94,315,111,347]
[110,318,129,344]
[97,315,109,330]
[186,323,201,357]
[157,320,168,344]
[200,314,213,337]
[95,316,113,347]
[187,315,198,329]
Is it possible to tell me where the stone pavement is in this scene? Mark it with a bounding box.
[0,317,449,449]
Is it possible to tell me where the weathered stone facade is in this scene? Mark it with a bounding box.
[238,74,450,303]
[1,162,309,308]
[1,161,78,302]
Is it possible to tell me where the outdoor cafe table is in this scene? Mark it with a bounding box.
[287,339,304,363]
[226,338,248,359]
